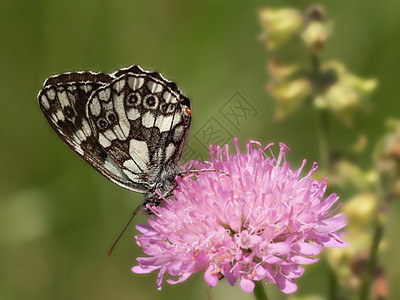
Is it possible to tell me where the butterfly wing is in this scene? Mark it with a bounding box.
[38,71,146,192]
[86,68,191,195]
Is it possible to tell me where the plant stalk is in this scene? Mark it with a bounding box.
[359,216,383,300]
[311,53,331,172]
[311,52,337,299]
[359,170,386,300]
[253,281,268,300]
[318,109,331,172]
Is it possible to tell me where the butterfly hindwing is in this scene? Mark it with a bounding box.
[38,71,146,192]
[86,70,191,196]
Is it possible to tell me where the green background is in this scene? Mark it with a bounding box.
[1,0,399,299]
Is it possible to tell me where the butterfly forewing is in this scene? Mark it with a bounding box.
[38,65,191,205]
[38,70,148,192]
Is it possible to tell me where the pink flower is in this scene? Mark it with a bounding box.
[132,139,348,294]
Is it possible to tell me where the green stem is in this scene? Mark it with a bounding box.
[311,52,321,83]
[359,216,383,300]
[318,109,331,172]
[359,172,386,300]
[311,53,337,299]
[253,281,268,300]
[328,265,338,300]
[310,53,331,172]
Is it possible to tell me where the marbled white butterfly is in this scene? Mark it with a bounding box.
[38,65,192,213]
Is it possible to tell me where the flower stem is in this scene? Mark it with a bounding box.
[253,282,268,300]
[311,53,337,299]
[359,172,386,300]
[310,53,331,172]
[311,52,321,83]
[359,216,384,300]
[328,266,338,300]
[318,109,331,172]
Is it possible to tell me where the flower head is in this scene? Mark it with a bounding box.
[132,139,348,294]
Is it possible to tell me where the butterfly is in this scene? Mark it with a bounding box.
[38,65,192,247]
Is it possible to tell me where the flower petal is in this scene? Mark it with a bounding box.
[276,275,298,294]
[166,273,192,285]
[204,266,219,287]
[239,276,255,293]
[316,213,348,233]
[268,241,292,255]
[292,242,322,256]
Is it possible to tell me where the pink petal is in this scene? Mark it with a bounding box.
[204,266,219,287]
[268,241,292,255]
[313,193,339,216]
[263,255,282,264]
[276,275,298,294]
[239,276,255,293]
[281,264,304,278]
[136,224,157,235]
[221,264,237,286]
[131,265,160,274]
[156,267,166,290]
[166,273,192,285]
[292,242,322,256]
[291,255,319,265]
[317,233,349,248]
[262,265,276,283]
[166,260,196,276]
[316,213,348,232]
[253,265,267,281]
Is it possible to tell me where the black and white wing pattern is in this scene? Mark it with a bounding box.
[38,65,191,206]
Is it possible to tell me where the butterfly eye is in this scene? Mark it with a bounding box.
[126,92,141,107]
[97,117,108,129]
[106,112,117,124]
[143,95,159,110]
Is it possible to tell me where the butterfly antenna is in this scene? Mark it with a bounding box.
[107,202,145,256]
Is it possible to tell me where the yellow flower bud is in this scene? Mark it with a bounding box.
[301,21,330,54]
[324,83,359,125]
[374,119,400,173]
[339,73,378,97]
[267,78,312,120]
[343,193,377,228]
[316,61,378,125]
[331,160,376,189]
[259,8,303,50]
[267,59,298,81]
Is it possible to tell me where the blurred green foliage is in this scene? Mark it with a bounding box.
[1,0,400,299]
